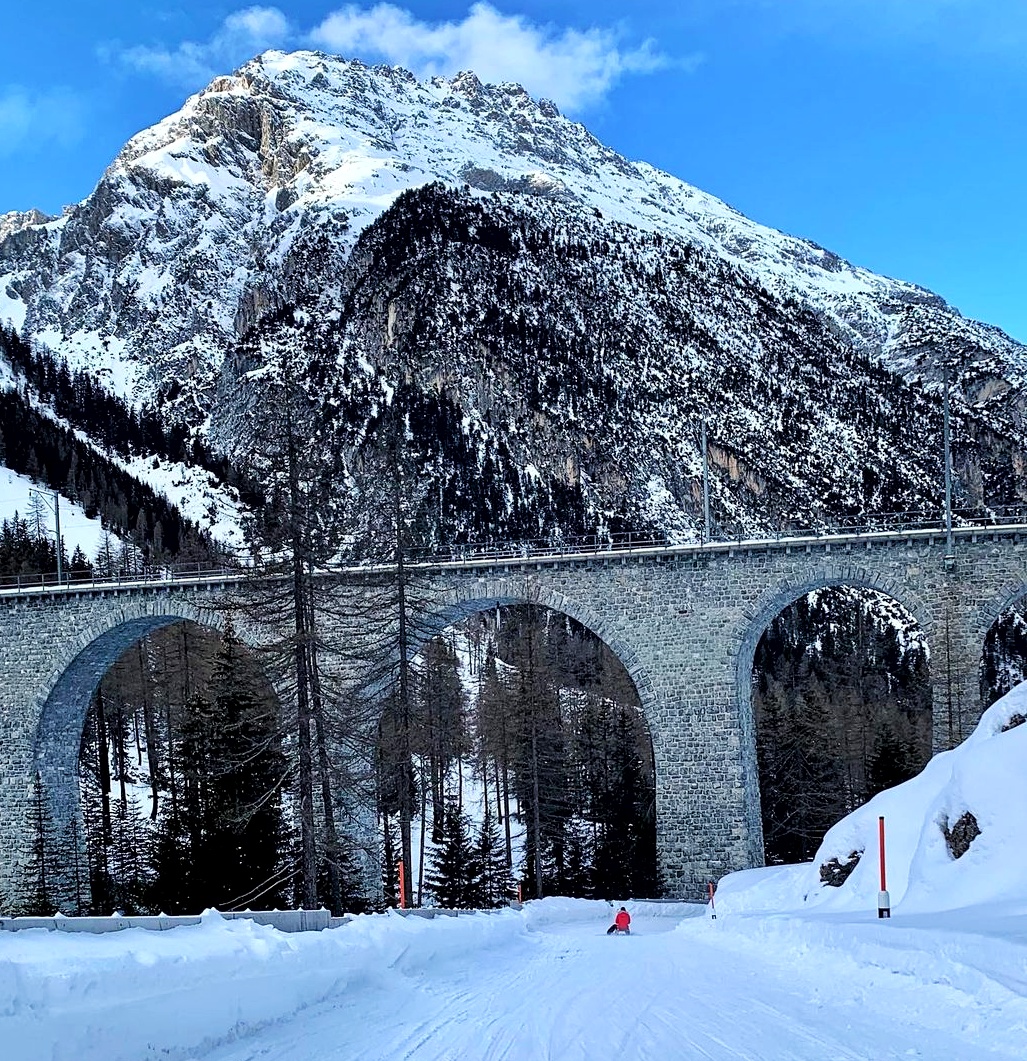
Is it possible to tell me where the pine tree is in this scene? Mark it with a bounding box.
[472,803,513,908]
[21,773,57,915]
[168,623,289,911]
[426,798,480,908]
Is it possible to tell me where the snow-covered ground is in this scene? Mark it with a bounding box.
[3,897,1025,1060]
[0,466,106,560]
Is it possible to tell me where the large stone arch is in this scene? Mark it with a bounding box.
[31,596,267,908]
[729,562,934,862]
[405,573,661,884]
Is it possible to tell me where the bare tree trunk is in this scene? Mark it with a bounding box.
[501,758,513,869]
[417,757,427,906]
[115,697,128,808]
[307,575,342,915]
[393,424,414,910]
[287,408,318,908]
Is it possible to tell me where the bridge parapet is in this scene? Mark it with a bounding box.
[4,519,1027,599]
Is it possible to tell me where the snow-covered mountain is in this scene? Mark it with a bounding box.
[3,49,1027,541]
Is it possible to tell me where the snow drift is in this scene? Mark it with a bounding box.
[0,899,684,1061]
[717,682,1027,916]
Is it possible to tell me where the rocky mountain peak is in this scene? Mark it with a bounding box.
[1,48,1025,450]
[0,209,55,243]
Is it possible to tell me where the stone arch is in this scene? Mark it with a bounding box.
[729,562,934,861]
[420,574,659,740]
[972,578,1027,650]
[407,573,660,891]
[970,577,1027,714]
[32,595,266,896]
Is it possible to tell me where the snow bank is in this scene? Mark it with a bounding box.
[0,907,527,1061]
[716,683,1027,916]
[0,899,701,1060]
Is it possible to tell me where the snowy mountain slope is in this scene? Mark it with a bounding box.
[0,333,245,560]
[221,182,1027,542]
[4,50,1027,547]
[716,682,1027,916]
[1,49,1024,425]
[0,465,106,559]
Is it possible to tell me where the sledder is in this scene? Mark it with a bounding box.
[606,907,631,935]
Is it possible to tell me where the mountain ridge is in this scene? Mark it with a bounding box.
[3,49,1023,417]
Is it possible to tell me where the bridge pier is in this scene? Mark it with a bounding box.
[651,676,763,900]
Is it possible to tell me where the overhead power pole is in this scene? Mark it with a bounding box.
[54,490,62,584]
[943,362,954,560]
[701,420,712,544]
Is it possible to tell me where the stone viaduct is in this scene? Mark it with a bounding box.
[2,523,1027,907]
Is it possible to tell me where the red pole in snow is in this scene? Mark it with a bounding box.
[707,881,717,920]
[397,860,407,910]
[877,816,891,919]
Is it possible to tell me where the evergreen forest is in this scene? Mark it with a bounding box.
[0,325,231,575]
[754,587,933,864]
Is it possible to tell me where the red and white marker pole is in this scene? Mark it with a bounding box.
[708,880,717,920]
[877,816,891,919]
[397,860,407,910]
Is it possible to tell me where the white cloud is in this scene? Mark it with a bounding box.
[117,6,292,88]
[309,3,668,112]
[0,87,85,157]
[111,4,674,113]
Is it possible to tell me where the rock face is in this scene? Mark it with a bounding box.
[2,49,1027,540]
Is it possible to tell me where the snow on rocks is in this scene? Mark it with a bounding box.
[3,47,1025,427]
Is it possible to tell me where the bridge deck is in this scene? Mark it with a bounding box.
[1,521,1026,600]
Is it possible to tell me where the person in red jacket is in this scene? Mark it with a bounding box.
[606,906,631,935]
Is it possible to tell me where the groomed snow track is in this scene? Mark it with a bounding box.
[4,898,1026,1060]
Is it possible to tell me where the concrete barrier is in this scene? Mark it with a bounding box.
[0,909,339,934]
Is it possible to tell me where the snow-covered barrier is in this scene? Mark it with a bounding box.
[0,908,341,933]
[716,683,1027,915]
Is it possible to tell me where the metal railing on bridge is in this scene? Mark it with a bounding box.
[4,507,1027,597]
[0,561,248,595]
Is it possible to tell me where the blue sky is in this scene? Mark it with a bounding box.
[1,1,1024,342]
